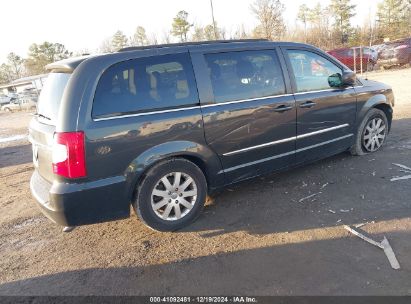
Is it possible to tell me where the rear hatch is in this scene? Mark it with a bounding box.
[29,73,71,182]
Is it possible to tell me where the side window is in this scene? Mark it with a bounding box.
[286,50,342,93]
[93,53,199,118]
[205,50,286,103]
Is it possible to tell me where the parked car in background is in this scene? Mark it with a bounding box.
[372,43,387,54]
[18,91,39,103]
[0,94,17,106]
[1,97,36,112]
[327,47,377,71]
[377,38,411,69]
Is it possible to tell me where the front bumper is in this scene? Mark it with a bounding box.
[30,171,130,226]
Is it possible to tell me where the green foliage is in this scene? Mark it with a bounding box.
[25,42,71,75]
[377,0,411,40]
[191,23,224,41]
[329,0,356,45]
[295,2,334,49]
[171,10,193,42]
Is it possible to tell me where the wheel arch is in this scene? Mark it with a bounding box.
[124,140,225,201]
[358,94,393,132]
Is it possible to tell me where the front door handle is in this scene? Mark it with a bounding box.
[273,105,293,113]
[299,101,317,109]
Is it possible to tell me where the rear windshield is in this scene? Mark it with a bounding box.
[37,73,70,125]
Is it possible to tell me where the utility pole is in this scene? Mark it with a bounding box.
[210,0,218,40]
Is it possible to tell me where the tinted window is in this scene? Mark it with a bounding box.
[37,73,70,125]
[287,50,342,93]
[205,50,285,103]
[93,53,199,118]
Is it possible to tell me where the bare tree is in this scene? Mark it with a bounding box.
[6,53,24,79]
[99,37,114,53]
[161,30,172,44]
[232,24,251,39]
[297,4,309,42]
[251,0,285,40]
[192,25,206,41]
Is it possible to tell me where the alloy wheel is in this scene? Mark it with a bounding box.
[151,172,198,221]
[362,117,386,152]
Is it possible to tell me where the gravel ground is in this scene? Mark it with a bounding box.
[0,68,410,296]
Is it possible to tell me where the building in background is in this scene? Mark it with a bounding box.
[0,73,48,96]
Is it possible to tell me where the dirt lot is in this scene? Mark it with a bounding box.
[0,68,410,296]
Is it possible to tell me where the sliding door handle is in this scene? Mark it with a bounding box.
[299,101,317,108]
[273,105,293,112]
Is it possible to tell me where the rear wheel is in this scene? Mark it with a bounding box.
[350,108,388,156]
[133,158,207,231]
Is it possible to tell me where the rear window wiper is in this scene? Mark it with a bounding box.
[34,113,51,121]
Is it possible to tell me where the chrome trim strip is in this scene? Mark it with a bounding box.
[296,123,349,139]
[296,133,353,153]
[293,88,337,95]
[93,105,202,121]
[201,93,294,108]
[293,86,361,96]
[223,136,295,156]
[223,124,349,156]
[223,134,353,173]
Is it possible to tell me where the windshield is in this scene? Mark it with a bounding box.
[37,73,70,125]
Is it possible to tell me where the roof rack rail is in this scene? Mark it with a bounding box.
[118,39,269,52]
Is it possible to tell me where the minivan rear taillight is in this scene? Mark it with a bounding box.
[52,131,86,178]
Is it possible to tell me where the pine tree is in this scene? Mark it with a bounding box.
[131,26,149,46]
[377,0,411,40]
[330,0,356,45]
[171,11,193,42]
[111,30,128,51]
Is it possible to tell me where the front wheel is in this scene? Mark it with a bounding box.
[133,158,207,231]
[350,108,389,156]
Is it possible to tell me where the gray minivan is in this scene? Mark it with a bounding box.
[29,40,394,231]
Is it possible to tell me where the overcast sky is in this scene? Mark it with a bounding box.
[0,0,382,62]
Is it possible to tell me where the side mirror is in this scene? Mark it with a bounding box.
[328,71,356,88]
[341,71,356,86]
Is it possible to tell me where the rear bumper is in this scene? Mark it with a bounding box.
[30,171,130,226]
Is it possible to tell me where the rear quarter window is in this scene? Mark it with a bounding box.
[92,53,199,118]
[36,73,70,125]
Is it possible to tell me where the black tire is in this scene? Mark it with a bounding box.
[350,108,389,156]
[133,158,207,231]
